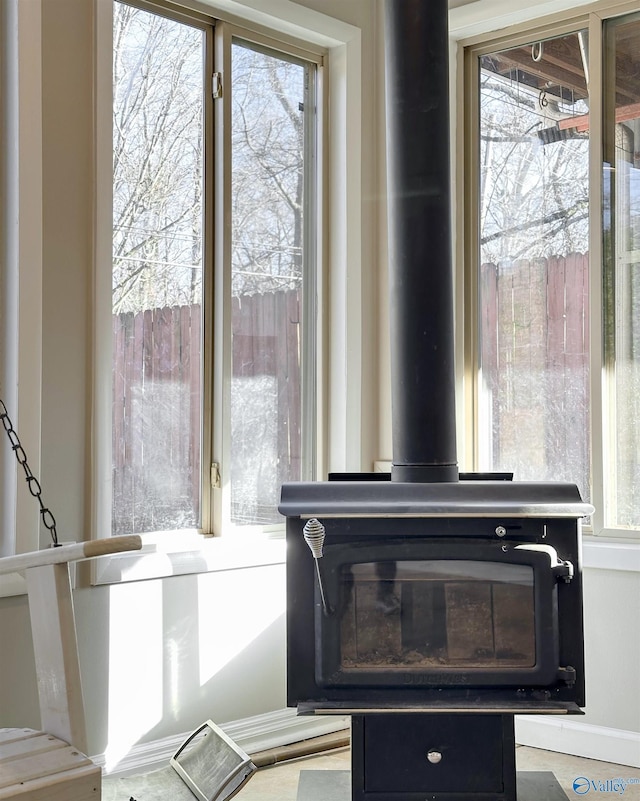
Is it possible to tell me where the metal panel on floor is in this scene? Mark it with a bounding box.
[296,771,569,801]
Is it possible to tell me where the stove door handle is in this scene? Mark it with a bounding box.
[302,519,333,615]
[515,543,574,582]
[552,559,574,583]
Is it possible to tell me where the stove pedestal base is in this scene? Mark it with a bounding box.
[353,713,517,801]
[296,771,568,801]
[297,714,568,801]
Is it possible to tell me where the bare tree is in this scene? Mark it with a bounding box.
[113,10,306,311]
[479,71,589,264]
[477,60,591,501]
[230,46,305,297]
[113,4,204,314]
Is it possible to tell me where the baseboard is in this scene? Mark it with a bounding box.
[225,707,350,755]
[95,709,639,778]
[95,708,349,778]
[515,716,640,769]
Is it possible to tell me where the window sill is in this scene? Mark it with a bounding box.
[95,529,635,584]
[0,533,286,597]
[582,536,640,572]
[2,532,634,598]
[91,531,287,585]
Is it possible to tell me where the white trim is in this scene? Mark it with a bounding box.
[220,708,349,756]
[96,707,349,778]
[191,0,359,48]
[92,532,285,584]
[92,0,115,568]
[450,0,640,39]
[0,0,43,558]
[450,0,589,38]
[582,538,640,572]
[515,716,640,769]
[328,30,364,473]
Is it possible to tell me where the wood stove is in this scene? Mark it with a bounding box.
[281,481,592,801]
[280,1,594,798]
[282,479,590,715]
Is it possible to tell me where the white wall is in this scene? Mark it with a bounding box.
[582,566,640,733]
[0,564,287,758]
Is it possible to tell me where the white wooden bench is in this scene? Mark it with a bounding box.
[0,537,256,801]
[0,537,142,801]
[0,728,101,801]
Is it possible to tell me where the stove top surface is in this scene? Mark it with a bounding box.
[279,480,594,519]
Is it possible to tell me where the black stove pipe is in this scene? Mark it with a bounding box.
[384,0,459,483]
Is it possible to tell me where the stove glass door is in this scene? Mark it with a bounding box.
[339,560,535,671]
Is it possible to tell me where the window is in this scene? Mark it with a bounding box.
[463,9,640,538]
[112,3,207,537]
[229,40,316,527]
[111,1,321,538]
[474,30,590,501]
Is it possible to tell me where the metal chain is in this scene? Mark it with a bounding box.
[0,398,59,546]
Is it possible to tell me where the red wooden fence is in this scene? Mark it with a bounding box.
[112,256,591,533]
[231,290,302,524]
[480,253,590,497]
[112,290,301,534]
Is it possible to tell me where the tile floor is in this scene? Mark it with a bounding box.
[237,734,640,801]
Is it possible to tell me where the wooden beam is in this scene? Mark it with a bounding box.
[488,48,588,100]
[558,101,640,132]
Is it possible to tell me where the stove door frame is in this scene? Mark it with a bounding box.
[314,539,566,690]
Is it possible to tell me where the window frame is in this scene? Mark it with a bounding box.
[109,0,215,541]
[458,1,640,542]
[599,8,640,533]
[212,20,323,537]
[92,0,333,585]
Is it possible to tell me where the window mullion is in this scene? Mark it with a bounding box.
[200,21,215,535]
[300,62,318,482]
[461,44,482,473]
[588,11,607,535]
[211,21,233,536]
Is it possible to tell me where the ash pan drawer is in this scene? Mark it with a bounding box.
[362,714,509,794]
